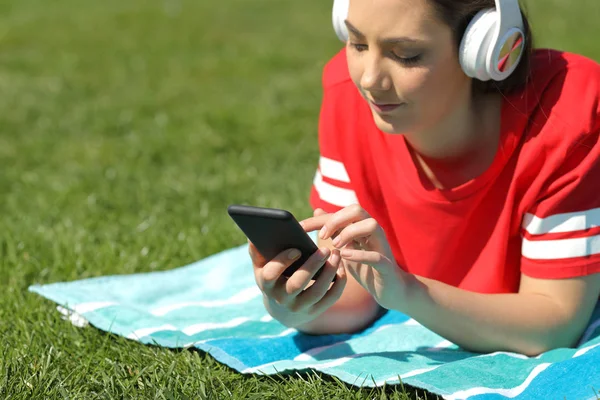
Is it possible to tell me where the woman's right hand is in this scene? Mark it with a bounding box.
[249,222,347,328]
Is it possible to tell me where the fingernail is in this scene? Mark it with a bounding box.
[320,248,331,260]
[341,249,352,257]
[330,252,340,266]
[332,236,341,247]
[338,265,345,276]
[288,249,301,260]
[319,227,328,239]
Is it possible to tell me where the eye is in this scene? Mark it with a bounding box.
[391,52,422,66]
[349,42,368,52]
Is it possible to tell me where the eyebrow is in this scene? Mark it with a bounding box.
[344,20,421,44]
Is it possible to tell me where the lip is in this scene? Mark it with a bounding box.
[369,101,405,114]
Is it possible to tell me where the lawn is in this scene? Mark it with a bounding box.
[1,0,599,398]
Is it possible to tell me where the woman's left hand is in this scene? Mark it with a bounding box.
[302,205,410,311]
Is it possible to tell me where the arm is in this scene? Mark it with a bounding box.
[399,272,600,356]
[316,205,600,356]
[290,236,382,335]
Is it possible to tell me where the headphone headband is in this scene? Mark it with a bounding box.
[332,0,349,42]
[495,0,524,39]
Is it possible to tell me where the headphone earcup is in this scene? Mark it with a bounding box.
[332,0,350,42]
[459,9,498,81]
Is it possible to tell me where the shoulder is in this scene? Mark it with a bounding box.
[511,51,600,215]
[530,48,600,78]
[515,49,599,128]
[510,49,600,155]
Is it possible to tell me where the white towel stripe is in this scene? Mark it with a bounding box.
[250,355,441,380]
[444,363,552,400]
[127,324,177,340]
[185,327,297,348]
[150,287,261,316]
[374,367,441,386]
[260,315,274,322]
[319,156,351,182]
[573,342,600,358]
[71,301,117,314]
[313,171,358,207]
[522,234,600,260]
[127,315,288,342]
[182,317,250,336]
[400,366,439,379]
[477,351,531,360]
[243,354,360,374]
[522,208,600,235]
[427,340,454,351]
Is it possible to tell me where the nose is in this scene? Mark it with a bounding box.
[360,52,392,92]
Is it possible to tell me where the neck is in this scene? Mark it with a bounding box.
[405,92,502,189]
[405,92,487,159]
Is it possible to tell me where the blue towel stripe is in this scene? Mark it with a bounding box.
[28,235,600,399]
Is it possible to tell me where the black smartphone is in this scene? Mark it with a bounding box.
[227,204,330,280]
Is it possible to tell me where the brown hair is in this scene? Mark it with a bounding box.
[429,0,533,95]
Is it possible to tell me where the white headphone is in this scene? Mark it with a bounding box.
[332,0,526,82]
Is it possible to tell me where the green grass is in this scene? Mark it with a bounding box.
[1,0,599,398]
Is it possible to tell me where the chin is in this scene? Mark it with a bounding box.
[372,112,409,135]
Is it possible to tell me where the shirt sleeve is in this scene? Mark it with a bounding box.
[520,59,600,279]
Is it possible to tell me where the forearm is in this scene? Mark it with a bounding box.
[294,296,381,334]
[263,289,381,335]
[401,275,582,356]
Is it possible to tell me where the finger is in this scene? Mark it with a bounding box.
[278,248,331,299]
[299,213,331,232]
[319,204,371,241]
[313,208,327,217]
[308,266,347,315]
[248,240,267,267]
[331,218,379,249]
[260,248,302,291]
[250,241,269,290]
[340,248,395,273]
[293,250,341,308]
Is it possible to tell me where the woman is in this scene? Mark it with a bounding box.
[250,0,600,356]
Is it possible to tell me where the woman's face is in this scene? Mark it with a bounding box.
[346,0,472,135]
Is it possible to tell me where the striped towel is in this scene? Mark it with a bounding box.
[29,233,600,400]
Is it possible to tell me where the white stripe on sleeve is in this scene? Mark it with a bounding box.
[319,156,351,183]
[522,207,600,235]
[313,171,358,208]
[522,234,600,260]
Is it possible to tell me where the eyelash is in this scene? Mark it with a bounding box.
[349,43,422,66]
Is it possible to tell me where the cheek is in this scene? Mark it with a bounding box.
[402,59,470,116]
[394,68,432,99]
[424,54,469,98]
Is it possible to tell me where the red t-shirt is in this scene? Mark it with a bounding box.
[310,48,600,294]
